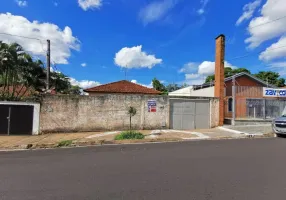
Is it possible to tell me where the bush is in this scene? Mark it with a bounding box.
[57,140,73,147]
[115,131,145,140]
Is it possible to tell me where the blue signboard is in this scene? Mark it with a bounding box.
[263,87,286,97]
[147,100,157,112]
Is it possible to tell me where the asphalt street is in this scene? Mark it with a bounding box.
[1,138,286,200]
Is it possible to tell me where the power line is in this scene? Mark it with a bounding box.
[0,32,43,41]
[0,32,46,52]
[248,15,286,30]
[228,45,286,61]
[226,15,286,61]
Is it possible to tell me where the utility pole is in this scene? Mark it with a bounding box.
[46,39,51,91]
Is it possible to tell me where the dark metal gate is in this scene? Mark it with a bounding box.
[0,105,34,135]
[0,106,9,135]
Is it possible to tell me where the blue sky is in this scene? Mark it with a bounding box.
[0,0,286,88]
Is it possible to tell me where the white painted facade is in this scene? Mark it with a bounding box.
[169,86,214,97]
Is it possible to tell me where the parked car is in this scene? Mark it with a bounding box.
[272,115,286,136]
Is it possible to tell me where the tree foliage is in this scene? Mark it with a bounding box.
[152,78,166,93]
[152,78,189,94]
[0,41,81,100]
[205,67,251,83]
[204,67,284,87]
[128,106,137,131]
[254,71,285,87]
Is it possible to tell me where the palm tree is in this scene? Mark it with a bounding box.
[0,42,24,97]
[0,41,81,100]
[0,42,46,100]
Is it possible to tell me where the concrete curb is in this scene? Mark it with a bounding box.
[218,126,245,135]
[0,134,275,152]
[218,126,270,137]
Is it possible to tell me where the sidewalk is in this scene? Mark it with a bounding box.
[0,127,274,150]
[222,124,273,136]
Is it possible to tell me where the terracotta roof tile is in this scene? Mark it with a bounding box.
[0,86,33,97]
[84,80,161,95]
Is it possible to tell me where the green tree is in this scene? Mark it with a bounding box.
[232,68,251,75]
[165,83,190,92]
[152,78,189,93]
[0,41,81,100]
[254,71,285,87]
[205,75,215,83]
[181,83,189,88]
[205,67,251,83]
[0,42,46,100]
[152,78,166,93]
[69,85,82,95]
[50,72,82,94]
[128,106,137,131]
[166,84,180,92]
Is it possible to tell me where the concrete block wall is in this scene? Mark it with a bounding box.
[40,94,169,133]
[210,98,220,128]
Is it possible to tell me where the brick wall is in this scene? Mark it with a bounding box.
[225,76,266,119]
[40,94,169,133]
[214,35,225,126]
[225,75,264,96]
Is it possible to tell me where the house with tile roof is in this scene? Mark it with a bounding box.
[83,80,161,95]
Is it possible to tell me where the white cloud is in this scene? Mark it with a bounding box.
[15,0,28,7]
[81,63,87,67]
[179,62,197,73]
[259,36,286,61]
[245,0,286,49]
[130,80,154,88]
[131,80,153,88]
[198,61,237,76]
[197,0,209,15]
[185,73,200,79]
[131,80,158,88]
[268,62,286,76]
[69,78,100,89]
[180,60,237,85]
[0,13,80,64]
[185,77,206,85]
[78,0,102,11]
[236,0,261,26]
[139,0,177,25]
[114,45,162,69]
[197,61,215,75]
[270,62,286,68]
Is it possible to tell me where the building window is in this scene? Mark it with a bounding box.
[228,98,233,112]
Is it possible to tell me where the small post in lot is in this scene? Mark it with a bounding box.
[7,107,11,135]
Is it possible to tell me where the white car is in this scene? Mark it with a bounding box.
[272,116,286,136]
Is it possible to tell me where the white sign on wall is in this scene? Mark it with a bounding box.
[263,87,286,97]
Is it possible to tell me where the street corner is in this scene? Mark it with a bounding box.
[217,124,275,138]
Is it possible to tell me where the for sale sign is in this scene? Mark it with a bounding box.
[263,87,286,97]
[148,100,157,112]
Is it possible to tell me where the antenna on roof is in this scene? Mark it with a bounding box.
[124,68,127,80]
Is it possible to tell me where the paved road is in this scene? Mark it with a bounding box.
[1,138,286,200]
